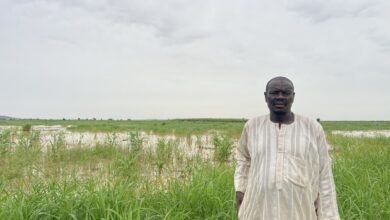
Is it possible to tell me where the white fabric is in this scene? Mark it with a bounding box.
[234,114,340,220]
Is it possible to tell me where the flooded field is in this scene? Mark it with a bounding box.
[0,125,226,159]
[1,122,389,219]
[0,125,238,186]
[332,130,390,137]
[2,125,388,159]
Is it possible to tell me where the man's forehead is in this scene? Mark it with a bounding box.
[267,79,294,90]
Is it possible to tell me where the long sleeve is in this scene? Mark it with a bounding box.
[315,128,340,220]
[234,124,251,193]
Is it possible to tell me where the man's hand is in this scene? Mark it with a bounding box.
[236,191,245,213]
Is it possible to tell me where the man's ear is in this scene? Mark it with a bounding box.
[264,92,267,102]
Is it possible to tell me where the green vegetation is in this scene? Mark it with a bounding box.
[0,130,13,155]
[329,135,390,219]
[21,124,31,132]
[2,119,390,137]
[0,121,389,219]
[321,121,390,132]
[0,130,235,219]
[212,135,234,163]
[0,119,246,137]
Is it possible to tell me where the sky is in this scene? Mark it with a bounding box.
[1,0,389,120]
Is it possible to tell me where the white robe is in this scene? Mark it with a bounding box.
[234,114,340,220]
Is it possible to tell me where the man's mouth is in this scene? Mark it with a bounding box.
[274,103,285,107]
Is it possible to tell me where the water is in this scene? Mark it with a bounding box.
[332,130,390,137]
[0,125,232,159]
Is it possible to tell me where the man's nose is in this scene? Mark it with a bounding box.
[276,92,285,99]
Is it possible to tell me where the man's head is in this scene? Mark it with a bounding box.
[264,76,295,115]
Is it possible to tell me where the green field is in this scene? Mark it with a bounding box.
[0,119,246,137]
[1,119,390,136]
[0,120,389,219]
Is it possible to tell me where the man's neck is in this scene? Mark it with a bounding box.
[270,112,294,128]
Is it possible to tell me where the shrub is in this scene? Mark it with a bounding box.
[129,131,144,153]
[22,124,32,132]
[212,134,234,163]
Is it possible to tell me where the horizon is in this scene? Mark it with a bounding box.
[1,115,388,122]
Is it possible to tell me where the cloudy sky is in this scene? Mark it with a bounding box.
[1,0,389,120]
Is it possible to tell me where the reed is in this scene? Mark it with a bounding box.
[0,126,389,219]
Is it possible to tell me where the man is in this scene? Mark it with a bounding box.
[234,76,340,220]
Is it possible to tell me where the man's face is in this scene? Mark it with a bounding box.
[264,79,295,114]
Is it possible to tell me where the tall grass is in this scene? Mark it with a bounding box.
[0,127,389,219]
[212,135,234,163]
[128,131,144,154]
[48,132,66,161]
[329,135,390,220]
[0,130,13,155]
[0,157,235,219]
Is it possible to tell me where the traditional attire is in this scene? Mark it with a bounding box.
[234,114,340,220]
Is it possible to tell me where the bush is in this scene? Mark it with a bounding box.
[22,124,31,132]
[212,134,234,163]
[129,131,144,153]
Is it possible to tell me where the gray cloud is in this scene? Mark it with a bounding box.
[43,0,215,45]
[1,0,390,120]
[289,0,380,23]
[366,29,390,53]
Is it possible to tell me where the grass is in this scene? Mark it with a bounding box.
[0,130,236,219]
[0,165,235,220]
[321,121,390,132]
[0,119,247,137]
[329,135,390,219]
[2,119,390,137]
[0,121,389,219]
[212,135,234,163]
